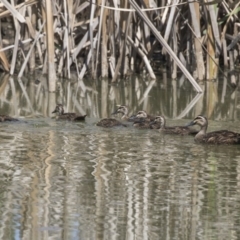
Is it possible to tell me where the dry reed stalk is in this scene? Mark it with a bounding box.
[222,38,228,68]
[207,3,221,57]
[108,10,116,78]
[18,21,45,78]
[0,20,9,71]
[171,22,177,79]
[229,51,236,86]
[10,23,20,75]
[127,36,156,79]
[26,5,37,73]
[79,35,98,79]
[188,0,205,80]
[63,0,71,78]
[206,24,218,80]
[10,0,22,75]
[101,7,108,78]
[130,0,202,92]
[1,0,26,23]
[163,0,178,44]
[45,0,56,92]
[111,10,131,83]
[94,0,105,79]
[119,0,130,77]
[89,0,96,78]
[0,0,37,19]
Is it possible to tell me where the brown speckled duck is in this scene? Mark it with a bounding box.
[52,104,87,121]
[112,105,130,120]
[187,115,240,144]
[96,105,133,128]
[131,110,155,129]
[150,116,198,135]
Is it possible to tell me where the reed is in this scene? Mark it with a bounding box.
[0,0,239,91]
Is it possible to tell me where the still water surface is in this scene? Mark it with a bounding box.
[0,74,240,240]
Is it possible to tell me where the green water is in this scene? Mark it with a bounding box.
[0,74,239,240]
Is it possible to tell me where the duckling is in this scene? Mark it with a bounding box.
[0,115,18,122]
[112,105,136,122]
[150,116,198,135]
[52,104,87,121]
[112,105,130,120]
[187,115,240,144]
[132,110,155,129]
[97,105,134,128]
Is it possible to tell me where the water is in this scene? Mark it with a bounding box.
[0,74,240,239]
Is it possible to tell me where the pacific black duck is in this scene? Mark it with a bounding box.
[0,115,18,122]
[96,105,132,128]
[187,115,240,144]
[150,116,198,135]
[52,104,87,121]
[112,105,136,122]
[112,105,130,121]
[131,110,155,129]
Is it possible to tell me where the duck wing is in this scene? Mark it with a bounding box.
[203,130,240,144]
[73,114,87,121]
[97,118,127,127]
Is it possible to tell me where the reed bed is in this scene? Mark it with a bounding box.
[0,0,239,91]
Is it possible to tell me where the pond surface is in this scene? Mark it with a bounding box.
[0,73,240,240]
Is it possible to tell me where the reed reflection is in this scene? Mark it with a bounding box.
[0,73,238,122]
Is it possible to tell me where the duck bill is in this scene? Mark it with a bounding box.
[149,120,155,126]
[185,120,195,127]
[111,109,118,115]
[52,109,57,114]
[132,117,145,123]
[128,114,138,121]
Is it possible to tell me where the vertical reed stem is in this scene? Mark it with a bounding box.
[45,0,56,92]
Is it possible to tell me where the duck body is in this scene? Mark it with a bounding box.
[133,119,152,129]
[187,115,240,144]
[96,105,134,128]
[0,115,18,122]
[151,116,198,135]
[131,110,155,129]
[96,118,127,128]
[52,104,86,121]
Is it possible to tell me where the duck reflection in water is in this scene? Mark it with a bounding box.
[52,104,87,121]
[187,115,240,144]
[150,115,198,135]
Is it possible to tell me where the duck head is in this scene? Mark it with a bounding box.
[150,116,165,128]
[52,104,64,115]
[112,105,128,116]
[187,115,208,128]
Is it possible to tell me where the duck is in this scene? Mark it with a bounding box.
[150,116,198,135]
[52,104,87,121]
[96,105,133,128]
[187,115,240,144]
[131,110,155,129]
[0,115,18,122]
[112,105,130,120]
